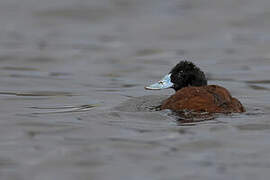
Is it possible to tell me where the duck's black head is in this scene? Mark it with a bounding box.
[145,61,207,91]
[170,61,207,91]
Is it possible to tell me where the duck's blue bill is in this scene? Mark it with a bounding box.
[145,74,174,90]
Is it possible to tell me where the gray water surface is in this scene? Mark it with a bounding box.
[1,0,270,179]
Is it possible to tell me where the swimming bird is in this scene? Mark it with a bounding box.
[145,61,245,113]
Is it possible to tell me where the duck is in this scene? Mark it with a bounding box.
[145,61,245,113]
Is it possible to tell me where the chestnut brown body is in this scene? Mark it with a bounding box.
[161,85,245,113]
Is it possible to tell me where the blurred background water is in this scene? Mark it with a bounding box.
[1,0,270,179]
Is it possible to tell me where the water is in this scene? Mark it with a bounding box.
[0,0,270,179]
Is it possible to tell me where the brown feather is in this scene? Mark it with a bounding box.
[161,85,245,113]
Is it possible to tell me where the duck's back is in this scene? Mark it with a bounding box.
[161,85,245,113]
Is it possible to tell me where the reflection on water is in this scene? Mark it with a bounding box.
[248,84,269,90]
[0,91,74,97]
[0,0,270,179]
[236,124,270,131]
[30,104,98,114]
